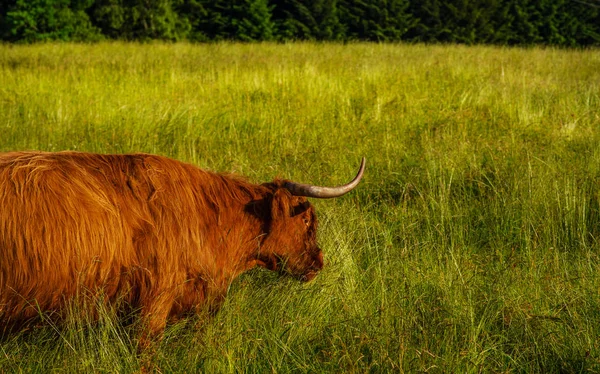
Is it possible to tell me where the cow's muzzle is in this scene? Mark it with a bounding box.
[300,251,323,282]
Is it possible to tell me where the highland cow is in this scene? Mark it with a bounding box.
[0,151,364,344]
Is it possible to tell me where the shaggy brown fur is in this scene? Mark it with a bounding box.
[0,151,323,344]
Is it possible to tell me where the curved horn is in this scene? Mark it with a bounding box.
[284,157,366,199]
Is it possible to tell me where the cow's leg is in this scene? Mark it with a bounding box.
[137,290,176,351]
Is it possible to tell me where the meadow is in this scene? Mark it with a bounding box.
[0,42,599,373]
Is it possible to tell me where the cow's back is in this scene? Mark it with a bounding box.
[0,151,269,332]
[0,152,170,322]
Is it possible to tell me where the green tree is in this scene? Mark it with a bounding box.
[174,0,209,41]
[565,0,600,45]
[535,0,600,46]
[2,0,101,42]
[91,0,190,41]
[405,0,448,42]
[232,0,274,41]
[338,0,414,41]
[501,0,547,44]
[1,0,598,45]
[193,0,274,41]
[0,0,17,39]
[312,0,344,40]
[406,0,503,44]
[271,0,344,40]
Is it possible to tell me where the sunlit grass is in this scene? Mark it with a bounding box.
[1,42,600,372]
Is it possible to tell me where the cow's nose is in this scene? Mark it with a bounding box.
[300,251,324,282]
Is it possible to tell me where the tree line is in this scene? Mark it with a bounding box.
[1,0,599,46]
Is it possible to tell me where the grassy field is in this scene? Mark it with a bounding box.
[1,42,600,373]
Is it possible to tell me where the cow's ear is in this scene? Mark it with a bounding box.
[271,189,292,221]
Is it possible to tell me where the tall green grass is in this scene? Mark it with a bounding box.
[1,42,599,372]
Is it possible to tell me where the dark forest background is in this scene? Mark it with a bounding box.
[0,0,599,46]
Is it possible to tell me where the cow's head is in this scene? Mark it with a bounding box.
[258,158,365,281]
